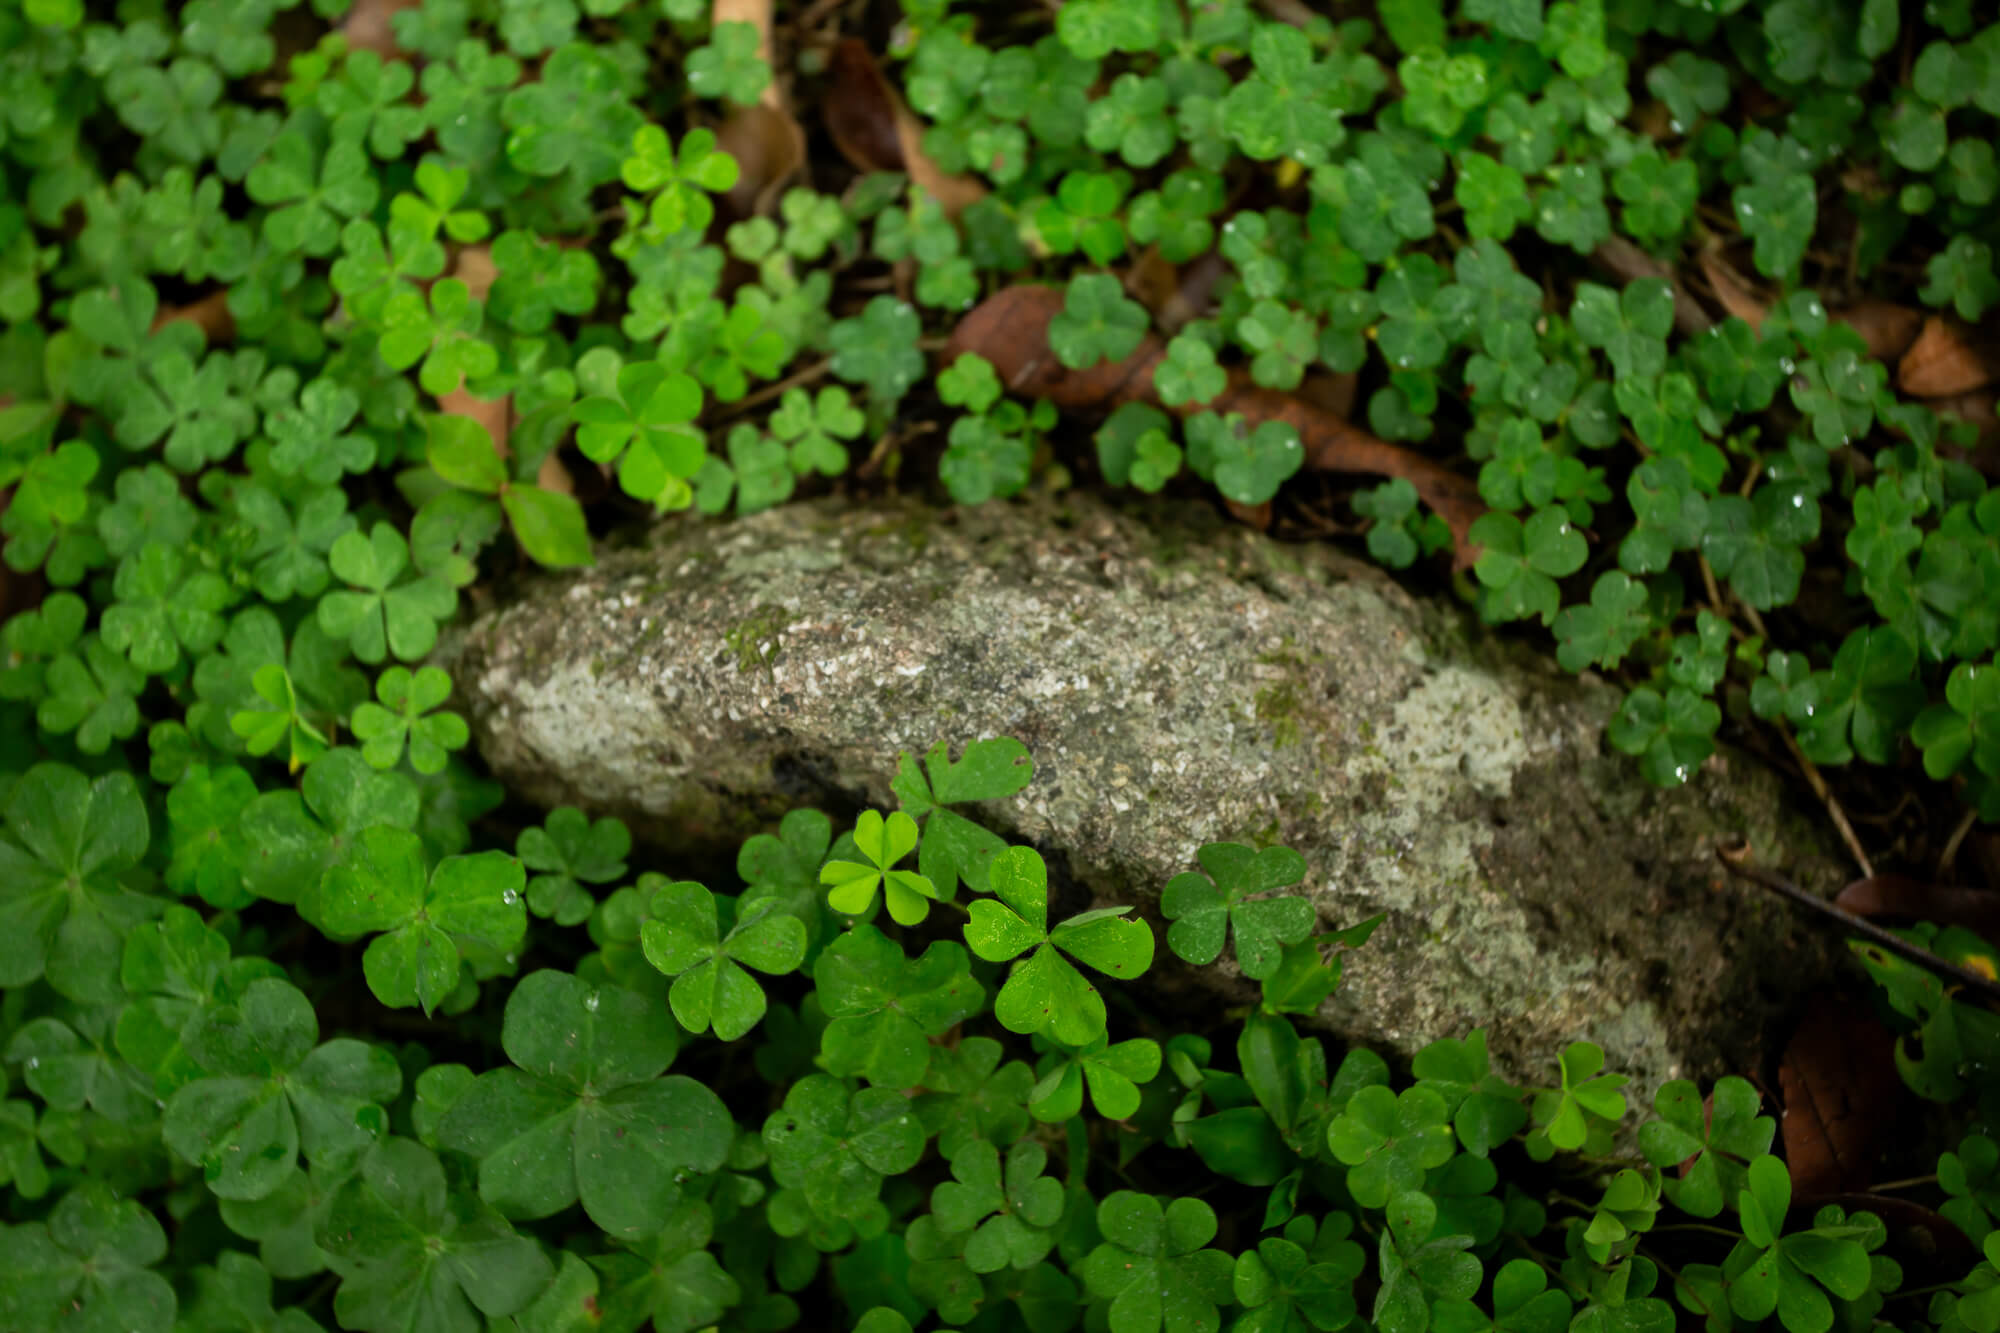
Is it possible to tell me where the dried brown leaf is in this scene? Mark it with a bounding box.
[1900,317,2000,398]
[716,103,807,217]
[1697,250,1766,331]
[152,289,235,343]
[947,285,1485,567]
[1834,299,1924,363]
[823,39,985,218]
[342,0,420,57]
[1777,994,1901,1195]
[1834,873,2000,939]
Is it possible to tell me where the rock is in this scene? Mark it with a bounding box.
[441,492,1843,1101]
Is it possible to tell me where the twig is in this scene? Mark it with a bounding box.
[1940,806,1980,880]
[1774,725,1874,878]
[1715,842,2000,1006]
[1697,553,1725,615]
[711,356,832,418]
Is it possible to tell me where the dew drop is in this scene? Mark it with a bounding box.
[502,890,520,907]
[584,990,601,1013]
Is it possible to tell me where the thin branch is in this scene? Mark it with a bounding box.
[1715,842,2000,1006]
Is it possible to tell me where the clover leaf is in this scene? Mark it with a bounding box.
[1028,1033,1162,1121]
[0,1182,177,1333]
[1470,508,1588,626]
[1185,411,1304,505]
[1552,571,1654,673]
[319,829,524,1011]
[621,124,739,239]
[1922,235,2000,321]
[965,845,1153,1045]
[1571,279,1674,381]
[1609,685,1720,788]
[350,665,468,775]
[500,42,642,186]
[762,1072,927,1223]
[820,809,939,925]
[1529,1041,1629,1156]
[1050,273,1149,370]
[323,1136,554,1332]
[1154,332,1227,407]
[1233,1235,1358,1333]
[1081,1192,1236,1333]
[516,806,628,926]
[317,522,458,663]
[1326,1084,1458,1208]
[161,976,400,1200]
[639,880,806,1040]
[436,969,731,1238]
[829,296,927,407]
[813,924,982,1088]
[0,763,156,1004]
[891,736,1033,896]
[590,1201,742,1332]
[769,384,863,477]
[1733,171,1817,281]
[932,1138,1065,1273]
[1376,1190,1483,1332]
[571,357,706,510]
[1637,1076,1774,1219]
[1794,627,1925,767]
[1912,660,2000,787]
[114,904,283,1096]
[1161,841,1315,980]
[688,20,771,106]
[1702,482,1820,611]
[101,541,232,675]
[1727,1155,1875,1329]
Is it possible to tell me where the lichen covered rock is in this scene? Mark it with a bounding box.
[442,493,1842,1099]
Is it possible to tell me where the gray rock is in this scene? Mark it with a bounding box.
[442,491,1842,1102]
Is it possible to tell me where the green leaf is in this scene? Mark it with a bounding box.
[0,763,157,1004]
[814,924,981,1087]
[324,1136,554,1333]
[1050,273,1150,370]
[1637,1076,1774,1218]
[0,1182,177,1333]
[640,880,806,1040]
[967,845,1153,1045]
[436,970,730,1239]
[320,829,526,1011]
[762,1073,926,1223]
[820,809,938,925]
[1161,842,1313,979]
[1081,1192,1236,1333]
[162,977,400,1199]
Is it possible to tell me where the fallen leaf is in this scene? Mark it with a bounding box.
[710,0,806,216]
[1697,249,1766,331]
[1777,994,1902,1195]
[1224,498,1271,531]
[152,289,235,343]
[1900,317,2000,398]
[1835,874,2000,941]
[823,38,986,218]
[947,284,1486,567]
[1834,299,1925,363]
[716,103,806,218]
[342,0,420,57]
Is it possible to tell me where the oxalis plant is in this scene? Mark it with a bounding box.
[6,0,2000,1329]
[1,730,1999,1333]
